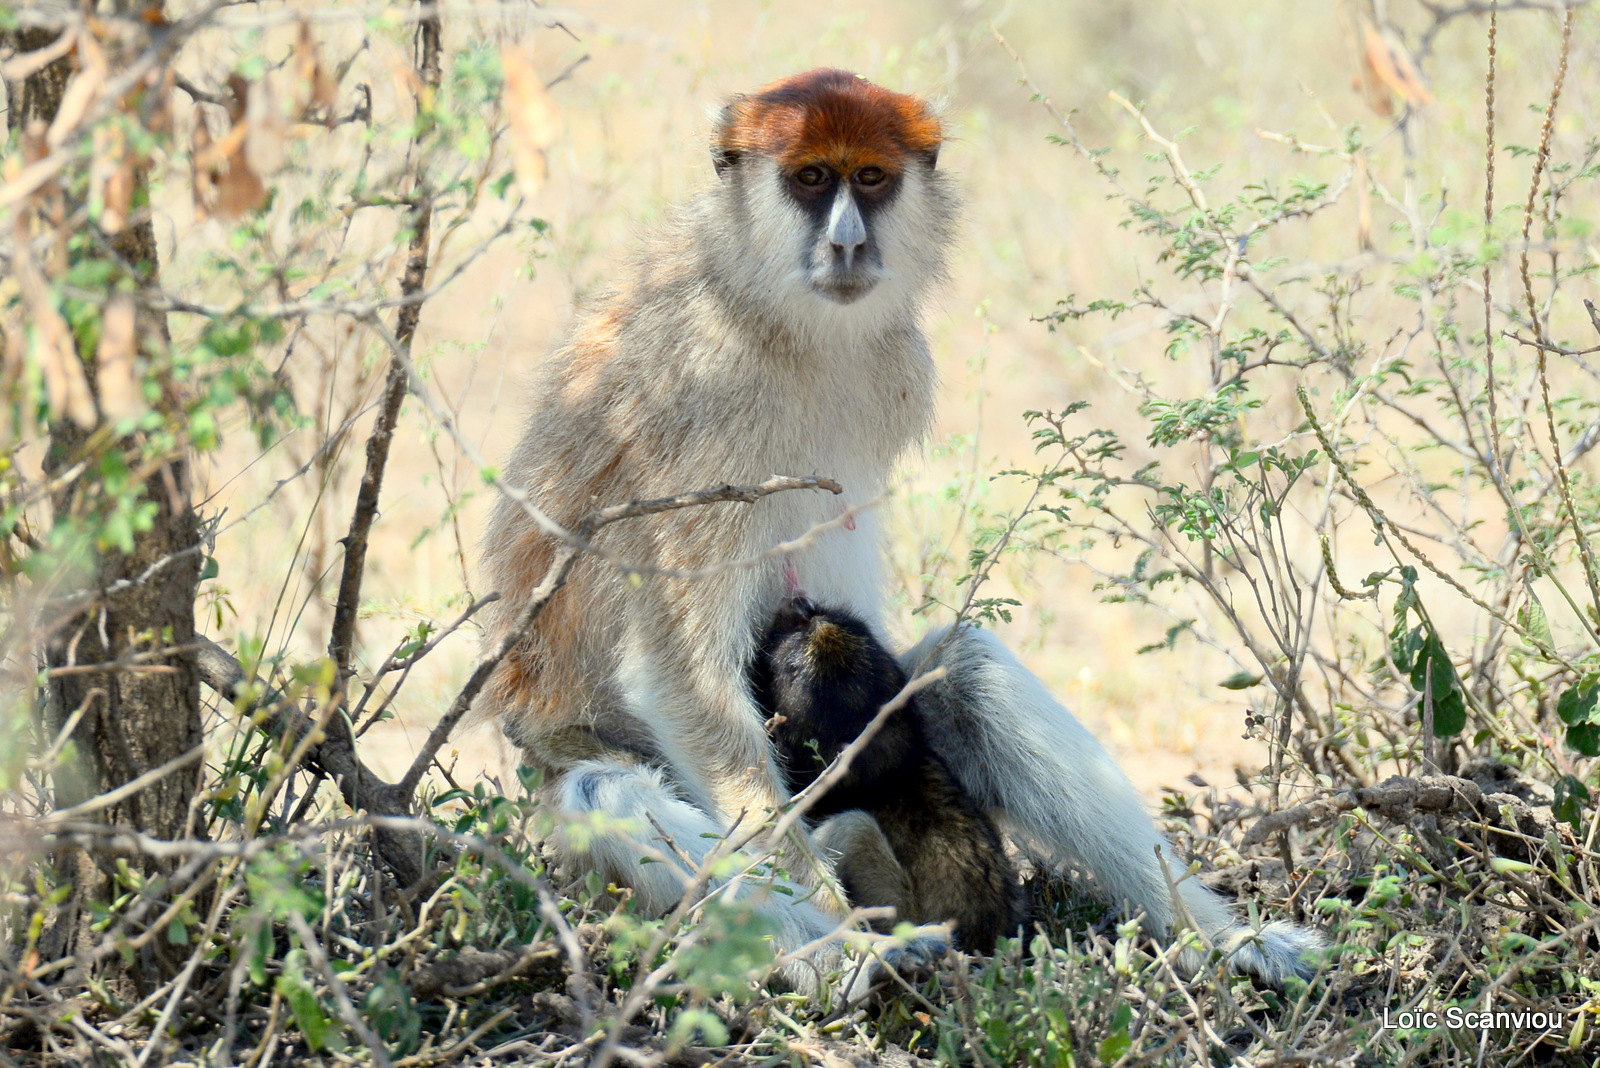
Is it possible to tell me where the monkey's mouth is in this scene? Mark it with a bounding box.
[770,593,821,631]
[809,268,881,305]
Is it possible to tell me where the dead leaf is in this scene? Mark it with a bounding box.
[501,44,561,196]
[46,31,108,149]
[244,70,287,177]
[95,295,141,421]
[214,153,268,218]
[15,248,95,428]
[224,74,248,123]
[194,120,248,172]
[90,120,133,233]
[293,20,340,124]
[191,90,268,220]
[1358,18,1433,117]
[34,308,95,428]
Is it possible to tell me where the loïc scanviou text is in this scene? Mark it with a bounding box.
[1380,1007,1566,1031]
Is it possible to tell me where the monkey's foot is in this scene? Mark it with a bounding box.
[840,923,951,1003]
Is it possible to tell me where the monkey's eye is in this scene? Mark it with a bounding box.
[855,166,886,186]
[795,165,828,187]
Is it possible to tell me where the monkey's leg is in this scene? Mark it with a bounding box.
[870,772,1023,955]
[554,759,946,998]
[902,626,1322,984]
[813,809,912,930]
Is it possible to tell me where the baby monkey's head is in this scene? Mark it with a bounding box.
[754,595,907,721]
[767,595,867,668]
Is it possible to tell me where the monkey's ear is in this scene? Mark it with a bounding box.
[712,101,742,177]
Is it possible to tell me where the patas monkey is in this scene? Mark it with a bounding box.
[751,594,1027,953]
[477,69,1320,988]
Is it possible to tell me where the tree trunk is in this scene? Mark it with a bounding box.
[10,12,204,985]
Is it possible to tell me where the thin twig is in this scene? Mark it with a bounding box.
[327,13,443,677]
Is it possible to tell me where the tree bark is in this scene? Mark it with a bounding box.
[11,10,204,984]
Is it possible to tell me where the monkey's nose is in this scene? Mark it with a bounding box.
[827,190,867,269]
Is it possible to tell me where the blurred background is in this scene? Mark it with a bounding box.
[177,0,1592,801]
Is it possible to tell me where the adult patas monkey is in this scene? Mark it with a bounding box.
[477,69,1319,990]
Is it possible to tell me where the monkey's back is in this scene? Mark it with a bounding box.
[777,705,1027,953]
[869,755,1029,954]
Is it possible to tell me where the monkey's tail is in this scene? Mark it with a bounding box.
[1209,918,1327,984]
[1170,871,1326,983]
[904,624,1325,985]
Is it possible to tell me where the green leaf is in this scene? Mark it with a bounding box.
[276,954,333,1051]
[1390,621,1424,674]
[668,1008,729,1051]
[1522,577,1555,649]
[364,969,421,1057]
[1421,634,1455,699]
[102,511,135,554]
[245,850,324,920]
[249,923,271,987]
[1554,775,1591,828]
[1394,565,1420,613]
[1218,670,1263,690]
[1567,722,1600,758]
[1430,688,1466,737]
[1403,626,1464,736]
[1556,675,1600,726]
[1098,1002,1133,1062]
[1490,857,1535,874]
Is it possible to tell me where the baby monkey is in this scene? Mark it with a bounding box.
[750,595,1028,953]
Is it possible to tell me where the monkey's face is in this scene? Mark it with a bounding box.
[711,70,955,319]
[785,158,896,304]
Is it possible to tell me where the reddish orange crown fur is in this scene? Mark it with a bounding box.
[714,68,942,175]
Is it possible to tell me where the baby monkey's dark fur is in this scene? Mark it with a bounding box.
[750,595,1027,953]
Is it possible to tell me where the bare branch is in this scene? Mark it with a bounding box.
[396,474,842,796]
[327,13,443,677]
